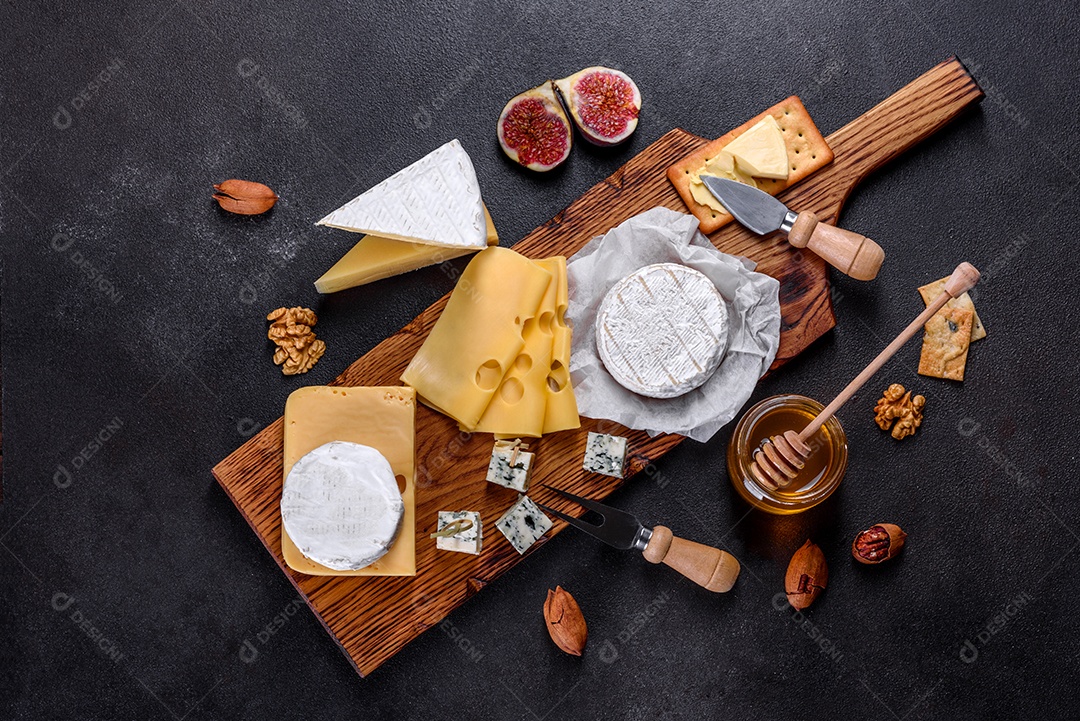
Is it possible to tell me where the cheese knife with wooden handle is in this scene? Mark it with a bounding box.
[702,175,885,281]
[537,489,740,593]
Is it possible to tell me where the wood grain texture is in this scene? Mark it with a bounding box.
[212,57,982,676]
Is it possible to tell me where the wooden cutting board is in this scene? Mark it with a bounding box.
[212,58,982,676]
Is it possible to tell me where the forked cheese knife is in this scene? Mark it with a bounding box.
[701,175,886,281]
[537,489,740,593]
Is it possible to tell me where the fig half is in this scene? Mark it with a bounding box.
[554,67,641,146]
[497,81,573,172]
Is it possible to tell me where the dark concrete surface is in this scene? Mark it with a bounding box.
[2,1,1078,718]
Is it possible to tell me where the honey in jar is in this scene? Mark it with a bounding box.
[727,394,848,514]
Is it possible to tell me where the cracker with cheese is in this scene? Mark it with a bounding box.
[667,96,833,234]
[918,306,974,381]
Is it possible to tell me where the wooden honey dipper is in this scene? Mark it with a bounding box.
[751,262,981,490]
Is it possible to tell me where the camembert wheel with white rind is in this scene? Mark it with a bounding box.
[281,386,416,577]
[595,263,729,399]
[281,440,405,571]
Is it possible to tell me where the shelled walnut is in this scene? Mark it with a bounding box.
[873,383,925,440]
[267,306,326,376]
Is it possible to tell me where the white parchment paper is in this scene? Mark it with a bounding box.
[567,207,780,442]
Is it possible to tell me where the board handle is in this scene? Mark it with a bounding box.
[642,525,740,593]
[788,210,885,281]
[796,57,985,221]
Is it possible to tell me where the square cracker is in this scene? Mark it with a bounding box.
[666,96,833,234]
[918,277,986,341]
[918,306,973,381]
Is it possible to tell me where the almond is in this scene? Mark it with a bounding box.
[212,179,278,215]
[543,586,587,656]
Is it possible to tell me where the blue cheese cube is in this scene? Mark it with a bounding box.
[435,511,482,555]
[495,495,552,555]
[583,432,628,478]
[485,440,534,492]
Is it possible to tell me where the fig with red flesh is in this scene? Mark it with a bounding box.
[554,67,641,146]
[497,81,573,172]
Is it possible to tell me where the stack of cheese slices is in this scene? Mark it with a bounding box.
[401,246,579,438]
[314,139,498,291]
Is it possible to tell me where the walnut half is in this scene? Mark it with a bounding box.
[873,383,925,440]
[266,306,325,376]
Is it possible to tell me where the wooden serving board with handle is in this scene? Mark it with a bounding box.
[212,58,982,676]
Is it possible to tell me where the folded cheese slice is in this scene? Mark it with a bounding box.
[401,247,552,429]
[472,257,561,437]
[541,256,580,434]
[315,205,499,293]
[316,139,487,249]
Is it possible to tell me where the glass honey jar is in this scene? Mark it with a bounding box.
[727,394,848,515]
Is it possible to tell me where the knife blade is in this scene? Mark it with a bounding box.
[537,489,740,593]
[700,175,885,281]
[701,176,795,235]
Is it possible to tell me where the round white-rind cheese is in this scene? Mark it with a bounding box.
[595,263,729,399]
[281,441,404,571]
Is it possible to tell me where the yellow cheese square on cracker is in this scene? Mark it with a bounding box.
[667,96,833,234]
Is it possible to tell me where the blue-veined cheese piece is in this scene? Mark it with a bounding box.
[583,431,628,478]
[595,263,729,399]
[435,510,482,555]
[484,440,534,492]
[495,495,552,555]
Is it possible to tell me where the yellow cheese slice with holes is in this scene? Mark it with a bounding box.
[314,205,499,293]
[472,257,560,437]
[721,115,789,179]
[542,256,579,434]
[401,247,553,429]
[281,386,416,577]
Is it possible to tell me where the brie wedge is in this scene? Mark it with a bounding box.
[314,205,499,293]
[280,440,405,571]
[316,139,487,249]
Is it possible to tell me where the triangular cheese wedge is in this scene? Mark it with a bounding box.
[722,116,789,180]
[316,139,487,249]
[315,205,499,293]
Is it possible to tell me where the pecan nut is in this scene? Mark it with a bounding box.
[212,179,278,215]
[785,540,828,610]
[543,586,587,656]
[852,523,907,564]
